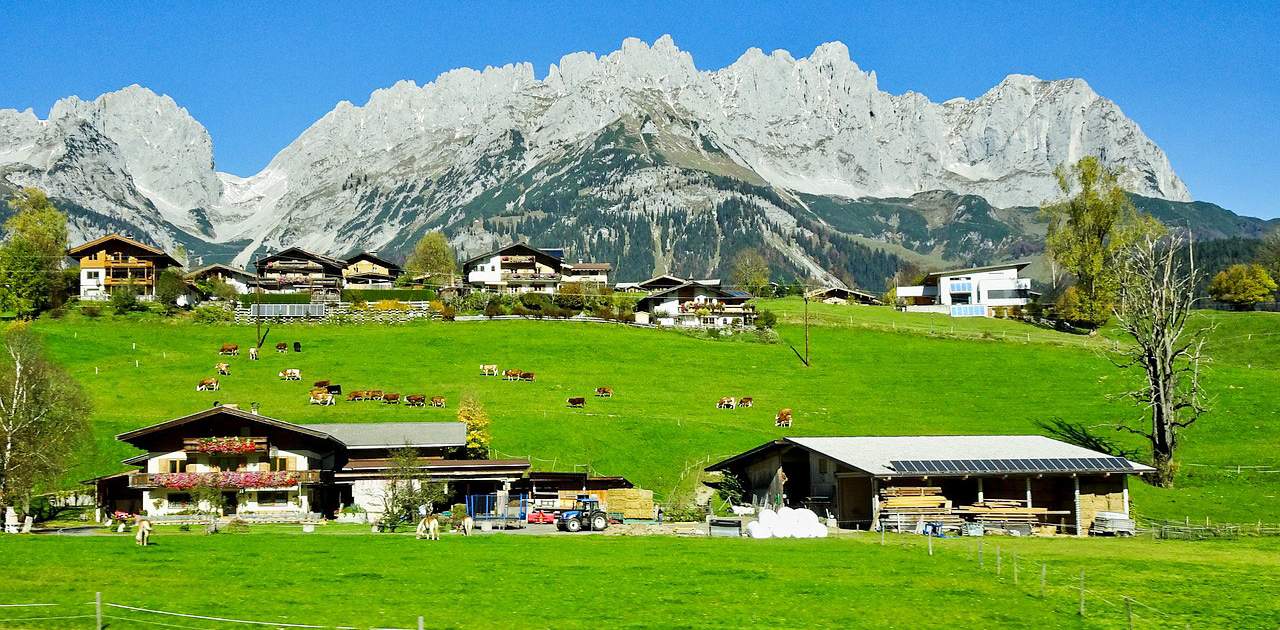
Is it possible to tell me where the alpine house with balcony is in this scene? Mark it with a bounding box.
[67,234,182,301]
[461,242,610,294]
[896,262,1037,317]
[100,406,529,521]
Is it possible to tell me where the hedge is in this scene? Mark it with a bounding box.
[342,289,436,302]
[237,293,312,306]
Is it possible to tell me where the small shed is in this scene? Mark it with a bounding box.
[706,435,1153,535]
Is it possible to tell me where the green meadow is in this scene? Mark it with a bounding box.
[28,299,1280,521]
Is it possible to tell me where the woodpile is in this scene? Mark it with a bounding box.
[955,499,1057,524]
[879,486,963,530]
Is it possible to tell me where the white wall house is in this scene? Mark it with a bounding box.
[635,282,755,329]
[897,262,1035,317]
[462,242,611,294]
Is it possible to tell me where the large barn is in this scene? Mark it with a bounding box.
[706,435,1153,535]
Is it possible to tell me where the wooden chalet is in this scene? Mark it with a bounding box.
[254,247,346,301]
[67,234,181,301]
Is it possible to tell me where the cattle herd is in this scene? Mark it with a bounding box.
[207,344,793,427]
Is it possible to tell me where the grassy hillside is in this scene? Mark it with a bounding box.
[30,303,1280,521]
[1,529,1277,628]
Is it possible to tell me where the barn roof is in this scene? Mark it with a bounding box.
[299,421,466,449]
[707,435,1154,477]
[186,263,254,281]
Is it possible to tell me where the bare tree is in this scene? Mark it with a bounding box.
[1110,232,1211,487]
[0,324,90,515]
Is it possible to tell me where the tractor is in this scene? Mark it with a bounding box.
[557,497,608,532]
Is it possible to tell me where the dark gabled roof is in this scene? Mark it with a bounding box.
[925,261,1032,279]
[67,234,180,267]
[299,422,466,449]
[462,242,564,267]
[808,286,881,302]
[186,263,254,281]
[116,406,340,445]
[639,281,746,302]
[345,252,403,274]
[256,247,347,272]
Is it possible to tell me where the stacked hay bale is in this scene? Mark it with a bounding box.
[605,488,655,520]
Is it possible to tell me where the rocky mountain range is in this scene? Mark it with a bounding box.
[1,36,1272,289]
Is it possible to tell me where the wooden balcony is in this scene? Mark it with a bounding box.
[182,436,268,454]
[129,469,322,489]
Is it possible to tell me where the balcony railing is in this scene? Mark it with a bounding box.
[129,470,321,489]
[183,436,268,454]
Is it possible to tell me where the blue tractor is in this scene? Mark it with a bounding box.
[557,497,609,532]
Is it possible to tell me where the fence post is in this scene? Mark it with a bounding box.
[1125,596,1133,630]
[1078,570,1086,616]
[1013,552,1018,585]
[1040,563,1046,598]
[996,545,1002,576]
[95,592,103,630]
[418,615,425,630]
[880,526,885,546]
[927,533,933,556]
[978,539,984,568]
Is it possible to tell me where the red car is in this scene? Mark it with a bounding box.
[527,509,557,524]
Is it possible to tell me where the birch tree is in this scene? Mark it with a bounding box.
[1111,232,1211,487]
[0,323,90,515]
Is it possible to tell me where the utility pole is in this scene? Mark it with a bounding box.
[803,283,811,367]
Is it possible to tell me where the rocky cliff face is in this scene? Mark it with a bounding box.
[3,36,1246,289]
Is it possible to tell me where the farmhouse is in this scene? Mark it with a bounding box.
[343,251,403,288]
[807,286,881,305]
[100,406,529,521]
[707,435,1153,535]
[185,263,255,294]
[462,242,610,294]
[896,262,1036,317]
[67,234,181,301]
[633,281,755,328]
[254,247,347,301]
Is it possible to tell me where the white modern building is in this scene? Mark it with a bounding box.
[897,262,1035,317]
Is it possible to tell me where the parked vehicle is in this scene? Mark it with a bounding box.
[557,498,608,532]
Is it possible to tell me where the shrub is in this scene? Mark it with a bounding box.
[592,305,614,320]
[110,287,141,314]
[237,293,311,306]
[483,300,501,318]
[663,505,708,522]
[439,304,457,321]
[46,306,67,320]
[80,304,102,318]
[519,292,551,312]
[450,503,468,518]
[341,288,436,303]
[512,304,531,317]
[754,308,778,329]
[193,305,234,324]
[461,291,491,313]
[373,299,409,312]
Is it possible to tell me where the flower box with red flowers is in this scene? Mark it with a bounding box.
[185,436,263,455]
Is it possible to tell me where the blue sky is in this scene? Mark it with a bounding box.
[2,2,1277,218]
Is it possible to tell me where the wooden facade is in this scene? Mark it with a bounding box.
[68,234,180,301]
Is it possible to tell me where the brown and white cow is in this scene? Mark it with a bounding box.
[519,372,535,382]
[405,394,426,407]
[366,389,384,401]
[346,390,366,402]
[567,397,586,408]
[313,380,330,389]
[430,396,446,408]
[275,342,288,353]
[196,377,219,391]
[775,408,793,428]
[219,343,239,356]
[383,393,401,404]
[278,368,301,381]
[595,387,613,398]
[309,389,335,406]
[503,369,522,381]
[737,397,754,408]
[480,364,498,376]
[215,362,231,375]
[717,397,736,409]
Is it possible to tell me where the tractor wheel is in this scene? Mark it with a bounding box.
[565,518,583,533]
[591,514,608,531]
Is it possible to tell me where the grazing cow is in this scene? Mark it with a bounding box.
[309,389,335,406]
[480,364,498,376]
[293,341,302,353]
[461,515,474,536]
[519,372,535,382]
[248,347,259,361]
[367,389,384,401]
[595,387,613,398]
[196,377,219,391]
[775,408,793,428]
[219,343,239,356]
[278,369,301,381]
[313,380,330,388]
[503,369,522,381]
[215,362,231,376]
[405,394,426,407]
[383,393,401,404]
[275,342,287,353]
[430,396,446,408]
[717,397,736,409]
[346,390,366,402]
[567,397,586,408]
[737,397,754,408]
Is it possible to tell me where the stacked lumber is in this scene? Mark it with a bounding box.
[879,486,963,530]
[956,499,1053,524]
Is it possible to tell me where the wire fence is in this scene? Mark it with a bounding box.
[0,597,430,630]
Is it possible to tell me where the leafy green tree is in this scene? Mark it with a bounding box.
[110,286,141,314]
[1208,263,1278,308]
[731,248,770,296]
[456,394,491,459]
[754,307,778,329]
[0,323,90,516]
[1257,227,1280,286]
[405,231,457,282]
[380,446,447,531]
[1041,157,1162,328]
[155,268,188,313]
[0,188,70,317]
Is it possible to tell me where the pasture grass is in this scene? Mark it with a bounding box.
[30,304,1280,522]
